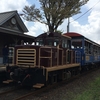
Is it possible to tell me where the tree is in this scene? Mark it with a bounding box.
[22,0,89,32]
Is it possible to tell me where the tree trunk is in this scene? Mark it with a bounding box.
[49,26,54,32]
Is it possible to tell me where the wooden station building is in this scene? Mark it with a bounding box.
[0,10,35,64]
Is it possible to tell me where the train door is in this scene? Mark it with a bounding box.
[75,51,81,63]
[71,38,83,65]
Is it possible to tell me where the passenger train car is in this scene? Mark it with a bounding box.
[64,32,100,70]
[4,32,80,87]
[3,32,100,88]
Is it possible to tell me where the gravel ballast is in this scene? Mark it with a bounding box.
[25,69,100,100]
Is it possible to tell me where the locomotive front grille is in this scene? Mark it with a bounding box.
[16,49,36,67]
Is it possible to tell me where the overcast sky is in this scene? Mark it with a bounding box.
[0,0,100,43]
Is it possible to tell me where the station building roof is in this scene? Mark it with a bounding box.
[0,10,35,44]
[0,10,28,32]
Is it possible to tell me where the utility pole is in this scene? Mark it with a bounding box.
[67,17,70,33]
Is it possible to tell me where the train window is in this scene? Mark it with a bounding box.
[97,47,99,54]
[65,43,67,48]
[54,42,57,46]
[67,40,71,49]
[65,40,68,48]
[89,44,91,54]
[71,46,74,49]
[54,39,60,47]
[48,42,52,46]
[24,42,29,45]
[35,39,44,46]
[94,45,98,54]
[32,42,35,45]
[39,41,43,46]
[71,39,82,49]
[62,40,67,48]
[36,42,39,45]
[44,38,53,46]
[98,48,100,54]
[38,39,43,46]
[62,40,65,48]
[85,41,89,54]
[85,41,93,54]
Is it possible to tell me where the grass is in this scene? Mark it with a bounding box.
[66,77,100,100]
[73,77,100,100]
[62,73,100,100]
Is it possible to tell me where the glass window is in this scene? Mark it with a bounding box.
[36,42,39,45]
[71,39,82,49]
[85,41,93,54]
[54,42,57,46]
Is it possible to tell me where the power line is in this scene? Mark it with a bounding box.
[70,0,100,23]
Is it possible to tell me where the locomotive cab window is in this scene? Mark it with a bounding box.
[62,39,68,48]
[54,39,59,46]
[35,32,71,48]
[46,38,57,46]
[35,39,44,46]
[39,39,44,46]
[46,38,53,46]
[35,37,61,47]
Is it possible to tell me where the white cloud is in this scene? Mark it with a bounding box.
[0,0,29,13]
[24,21,48,36]
[86,0,100,11]
[62,0,100,44]
[0,0,100,44]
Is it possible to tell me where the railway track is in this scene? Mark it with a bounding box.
[0,85,21,96]
[0,75,79,100]
[0,86,32,100]
[0,68,99,100]
[14,68,99,100]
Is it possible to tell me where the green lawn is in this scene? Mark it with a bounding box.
[74,77,100,100]
[63,77,100,100]
[62,72,100,100]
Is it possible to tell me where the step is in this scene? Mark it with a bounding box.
[3,80,13,84]
[33,83,44,88]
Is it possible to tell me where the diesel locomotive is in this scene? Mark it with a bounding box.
[4,32,100,88]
